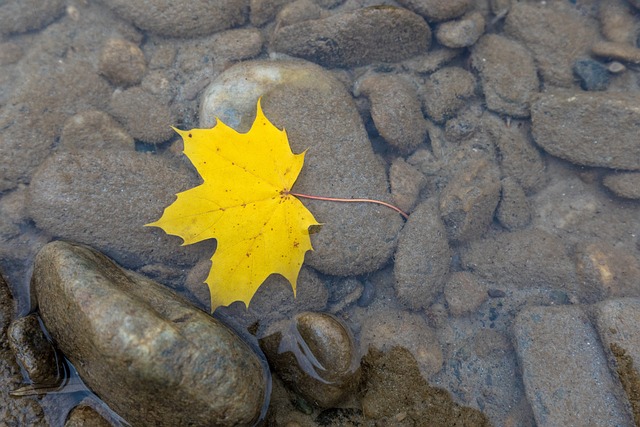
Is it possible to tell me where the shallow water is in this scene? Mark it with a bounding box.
[1,0,640,426]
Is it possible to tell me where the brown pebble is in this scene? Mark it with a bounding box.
[591,40,640,64]
[99,38,147,86]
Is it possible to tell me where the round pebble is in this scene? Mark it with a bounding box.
[99,38,147,87]
[109,87,175,144]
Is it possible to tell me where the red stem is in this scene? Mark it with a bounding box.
[290,192,409,220]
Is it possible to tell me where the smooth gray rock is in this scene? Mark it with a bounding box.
[199,60,404,276]
[514,305,633,427]
[531,90,640,170]
[271,6,431,68]
[32,241,269,427]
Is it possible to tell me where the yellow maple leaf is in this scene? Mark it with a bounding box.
[147,99,320,311]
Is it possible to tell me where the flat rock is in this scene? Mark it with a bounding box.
[199,60,404,276]
[471,34,539,117]
[592,41,640,64]
[514,305,633,427]
[0,0,65,35]
[271,6,431,68]
[504,2,599,86]
[99,0,248,38]
[396,0,472,22]
[603,172,640,199]
[531,90,640,171]
[33,241,268,426]
[394,198,451,310]
[460,229,576,291]
[27,150,213,270]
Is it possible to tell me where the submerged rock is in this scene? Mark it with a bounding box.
[259,312,360,408]
[531,90,640,170]
[199,59,403,277]
[32,241,269,427]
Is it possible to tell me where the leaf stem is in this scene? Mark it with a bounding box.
[290,192,409,220]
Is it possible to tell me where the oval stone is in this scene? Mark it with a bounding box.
[32,241,268,427]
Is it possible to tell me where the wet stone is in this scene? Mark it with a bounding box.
[394,198,451,310]
[358,307,443,378]
[8,314,63,386]
[100,0,248,38]
[471,34,539,117]
[439,154,501,243]
[0,0,65,35]
[603,172,640,200]
[60,110,134,151]
[574,242,640,302]
[396,0,472,22]
[595,298,640,425]
[259,312,361,408]
[531,90,640,171]
[108,87,175,144]
[504,2,599,86]
[27,150,211,271]
[573,59,610,91]
[444,271,487,317]
[32,241,268,427]
[0,273,48,426]
[271,6,431,68]
[65,404,112,427]
[99,38,146,87]
[599,0,638,45]
[420,66,476,123]
[461,229,577,292]
[199,60,403,277]
[357,73,428,154]
[514,305,634,427]
[592,40,640,64]
[435,11,485,48]
[482,113,547,194]
[496,177,531,231]
[389,158,427,214]
[275,0,324,29]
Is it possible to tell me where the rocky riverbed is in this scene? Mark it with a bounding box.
[1,0,640,426]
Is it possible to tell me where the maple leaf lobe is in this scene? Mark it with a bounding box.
[147,99,320,311]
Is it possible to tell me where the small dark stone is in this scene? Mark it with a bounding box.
[8,314,63,385]
[573,59,610,91]
[487,289,506,298]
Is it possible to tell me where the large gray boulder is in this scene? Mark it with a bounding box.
[32,241,269,426]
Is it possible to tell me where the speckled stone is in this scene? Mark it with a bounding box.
[514,305,633,426]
